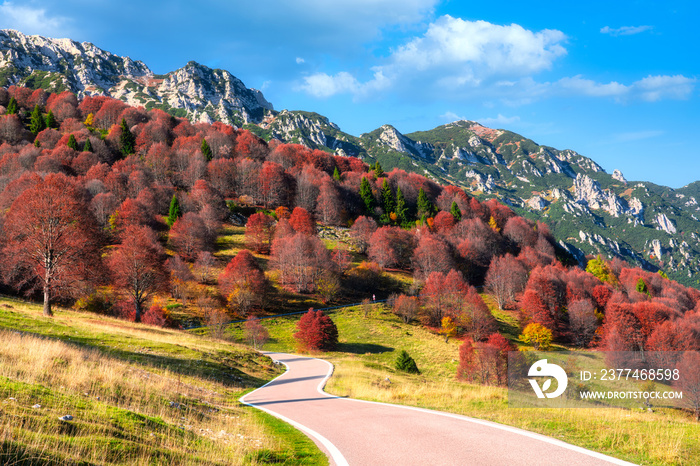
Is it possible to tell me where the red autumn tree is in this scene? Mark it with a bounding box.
[113,197,150,233]
[392,294,420,324]
[271,232,330,292]
[108,225,168,322]
[592,284,613,310]
[245,316,270,349]
[245,212,275,253]
[600,301,645,352]
[207,158,237,197]
[218,250,267,314]
[289,206,316,235]
[646,319,699,353]
[568,299,599,347]
[412,233,453,280]
[631,300,675,340]
[294,309,338,352]
[482,333,514,386]
[460,286,498,342]
[1,173,101,316]
[236,129,267,159]
[520,288,555,331]
[457,337,477,381]
[503,216,537,248]
[260,161,289,208]
[457,334,513,386]
[432,210,455,233]
[485,253,528,310]
[349,215,377,254]
[169,212,211,261]
[526,265,567,317]
[368,226,415,269]
[420,269,475,327]
[165,255,195,303]
[316,179,342,226]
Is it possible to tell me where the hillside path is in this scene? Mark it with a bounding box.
[240,352,637,466]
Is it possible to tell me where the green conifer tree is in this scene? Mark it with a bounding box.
[450,201,462,221]
[119,118,135,157]
[416,187,434,219]
[29,104,46,135]
[381,179,395,215]
[395,185,408,225]
[67,134,79,150]
[6,97,17,115]
[332,166,341,182]
[374,162,384,178]
[167,194,182,227]
[201,138,212,161]
[635,278,650,296]
[360,177,375,214]
[395,350,419,374]
[83,137,92,152]
[44,109,57,129]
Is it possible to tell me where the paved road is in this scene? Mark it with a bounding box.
[240,352,636,466]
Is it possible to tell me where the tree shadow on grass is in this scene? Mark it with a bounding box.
[336,342,393,354]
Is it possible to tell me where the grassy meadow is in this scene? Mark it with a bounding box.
[0,297,326,465]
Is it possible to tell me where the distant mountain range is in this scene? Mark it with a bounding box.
[2,29,699,288]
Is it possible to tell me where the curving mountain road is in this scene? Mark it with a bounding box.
[240,352,636,466]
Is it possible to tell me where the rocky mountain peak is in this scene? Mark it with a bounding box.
[612,169,627,184]
[1,29,272,125]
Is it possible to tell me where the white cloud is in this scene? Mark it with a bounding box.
[634,75,695,101]
[477,114,521,126]
[296,57,305,64]
[555,74,695,101]
[557,76,628,97]
[440,111,466,121]
[601,25,653,36]
[299,69,390,99]
[0,1,70,37]
[389,16,567,76]
[299,16,568,98]
[299,72,360,98]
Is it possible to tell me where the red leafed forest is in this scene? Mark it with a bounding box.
[0,85,698,360]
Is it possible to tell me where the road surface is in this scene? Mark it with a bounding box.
[240,352,636,466]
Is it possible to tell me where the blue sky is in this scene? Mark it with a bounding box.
[1,0,698,188]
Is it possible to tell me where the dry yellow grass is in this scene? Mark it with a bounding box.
[0,298,326,465]
[0,330,281,464]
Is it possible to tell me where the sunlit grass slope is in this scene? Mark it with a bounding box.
[0,297,326,465]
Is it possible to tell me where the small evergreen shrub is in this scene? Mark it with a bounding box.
[395,350,419,374]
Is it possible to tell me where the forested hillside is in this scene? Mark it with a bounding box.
[0,84,698,366]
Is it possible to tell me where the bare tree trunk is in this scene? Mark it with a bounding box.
[43,284,53,317]
[134,300,142,323]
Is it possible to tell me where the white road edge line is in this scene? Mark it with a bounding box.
[310,356,637,466]
[239,358,349,466]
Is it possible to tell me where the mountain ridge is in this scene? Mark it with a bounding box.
[0,29,273,125]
